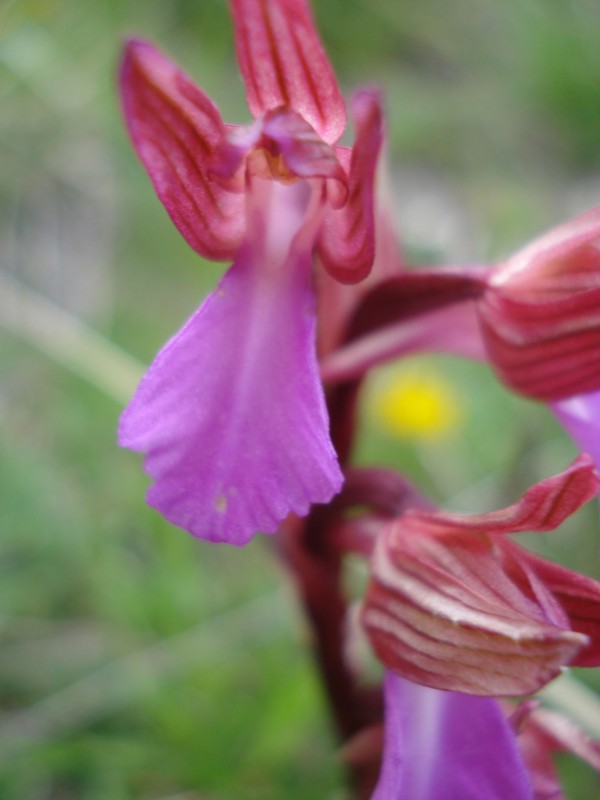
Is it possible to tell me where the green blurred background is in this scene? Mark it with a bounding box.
[2,0,600,797]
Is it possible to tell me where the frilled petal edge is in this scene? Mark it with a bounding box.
[119,239,342,545]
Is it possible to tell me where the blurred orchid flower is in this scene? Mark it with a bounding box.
[478,205,600,469]
[371,672,533,800]
[478,205,600,402]
[118,0,383,544]
[322,204,600,475]
[363,454,600,696]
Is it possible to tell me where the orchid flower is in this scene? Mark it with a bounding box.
[321,205,600,477]
[371,672,534,800]
[478,205,600,472]
[118,0,383,545]
[363,454,600,696]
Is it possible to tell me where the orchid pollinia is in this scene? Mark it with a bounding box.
[119,0,600,797]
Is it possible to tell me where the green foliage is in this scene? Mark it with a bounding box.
[2,0,600,797]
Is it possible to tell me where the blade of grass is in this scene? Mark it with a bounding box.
[0,590,288,762]
[0,271,144,404]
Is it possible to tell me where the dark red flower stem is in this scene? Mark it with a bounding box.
[276,379,379,798]
[279,510,382,799]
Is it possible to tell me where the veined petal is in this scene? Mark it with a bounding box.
[491,204,600,291]
[363,459,600,696]
[372,673,533,800]
[363,523,586,696]
[119,192,342,545]
[318,90,384,283]
[479,205,600,401]
[507,546,600,667]
[230,0,346,144]
[410,453,600,536]
[120,39,244,260]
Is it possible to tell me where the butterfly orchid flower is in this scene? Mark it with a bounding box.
[477,205,600,471]
[321,205,600,478]
[363,455,600,697]
[118,0,383,545]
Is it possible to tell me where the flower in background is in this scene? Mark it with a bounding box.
[118,0,383,545]
[363,454,600,696]
[476,205,600,473]
[367,363,463,441]
[321,204,600,477]
[477,205,600,403]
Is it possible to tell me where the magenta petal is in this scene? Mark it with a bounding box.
[372,673,533,800]
[553,389,600,469]
[119,241,342,545]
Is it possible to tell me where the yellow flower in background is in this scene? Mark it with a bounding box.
[368,363,463,441]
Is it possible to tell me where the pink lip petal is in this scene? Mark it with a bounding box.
[230,0,346,144]
[372,673,533,800]
[119,197,342,545]
[120,39,244,260]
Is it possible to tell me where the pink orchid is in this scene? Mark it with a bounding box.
[478,205,600,403]
[118,0,383,545]
[321,204,600,477]
[363,454,600,696]
[478,204,600,474]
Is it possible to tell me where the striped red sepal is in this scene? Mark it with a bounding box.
[479,205,600,401]
[507,546,600,668]
[317,91,384,283]
[363,456,600,696]
[230,0,346,145]
[120,40,244,260]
